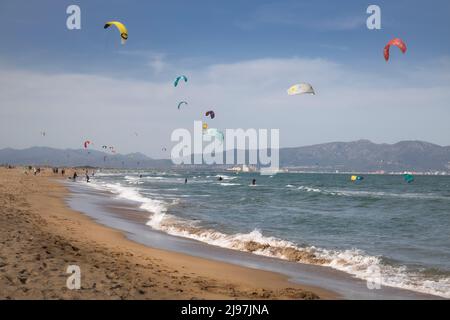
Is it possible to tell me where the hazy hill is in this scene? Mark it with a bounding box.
[0,147,170,169]
[280,140,450,171]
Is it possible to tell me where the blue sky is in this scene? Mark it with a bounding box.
[1,0,450,157]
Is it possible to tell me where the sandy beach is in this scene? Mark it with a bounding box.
[0,167,335,300]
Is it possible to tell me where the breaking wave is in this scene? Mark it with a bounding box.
[290,185,449,201]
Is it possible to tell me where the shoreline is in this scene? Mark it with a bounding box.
[0,167,335,299]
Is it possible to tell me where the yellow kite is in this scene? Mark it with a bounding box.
[287,83,315,96]
[104,21,128,44]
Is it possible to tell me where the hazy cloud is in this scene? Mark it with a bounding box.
[1,56,450,157]
[236,2,365,31]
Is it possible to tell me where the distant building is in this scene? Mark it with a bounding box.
[226,164,257,172]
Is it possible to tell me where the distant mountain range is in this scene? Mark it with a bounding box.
[1,140,450,172]
[0,147,170,169]
[279,140,450,172]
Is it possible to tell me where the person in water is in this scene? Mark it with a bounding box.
[185,178,188,184]
[218,176,223,181]
[86,173,90,183]
[252,178,256,185]
[72,172,78,181]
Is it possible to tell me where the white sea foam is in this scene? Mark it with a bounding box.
[89,181,169,219]
[297,186,322,193]
[147,218,450,298]
[214,175,237,180]
[314,247,450,298]
[124,176,144,185]
[93,171,124,177]
[333,190,449,200]
[293,185,449,201]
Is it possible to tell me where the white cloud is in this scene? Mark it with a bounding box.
[146,53,168,75]
[118,50,169,75]
[1,56,450,157]
[236,2,365,31]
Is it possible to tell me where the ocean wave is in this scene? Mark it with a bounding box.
[94,172,125,177]
[218,183,241,186]
[214,175,237,180]
[291,185,449,201]
[143,176,168,180]
[334,190,449,201]
[90,181,169,217]
[147,216,450,298]
[297,186,323,193]
[124,175,140,180]
[315,248,450,298]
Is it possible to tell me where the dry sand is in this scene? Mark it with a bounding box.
[0,167,337,300]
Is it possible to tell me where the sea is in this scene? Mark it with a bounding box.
[69,169,450,298]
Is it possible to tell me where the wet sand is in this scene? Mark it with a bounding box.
[0,167,334,299]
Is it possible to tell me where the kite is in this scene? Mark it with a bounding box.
[205,110,215,119]
[104,21,128,45]
[404,174,414,183]
[178,101,188,109]
[287,83,315,96]
[174,75,188,87]
[204,128,224,143]
[384,38,407,61]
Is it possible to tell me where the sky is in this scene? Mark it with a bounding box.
[1,0,450,158]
